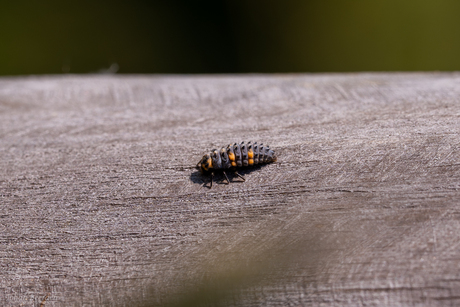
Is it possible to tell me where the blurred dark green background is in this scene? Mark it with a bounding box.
[2,0,460,75]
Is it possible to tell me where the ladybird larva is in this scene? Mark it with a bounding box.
[196,141,277,188]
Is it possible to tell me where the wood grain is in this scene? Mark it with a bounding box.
[1,73,460,306]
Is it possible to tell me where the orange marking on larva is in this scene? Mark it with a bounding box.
[207,158,213,168]
[228,152,235,161]
[248,151,254,159]
[231,161,237,167]
[248,159,254,165]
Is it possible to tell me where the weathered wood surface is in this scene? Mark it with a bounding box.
[1,73,460,306]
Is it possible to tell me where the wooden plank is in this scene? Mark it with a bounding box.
[1,73,459,306]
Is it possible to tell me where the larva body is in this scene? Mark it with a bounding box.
[197,141,277,187]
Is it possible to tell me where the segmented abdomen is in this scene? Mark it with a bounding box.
[210,141,276,170]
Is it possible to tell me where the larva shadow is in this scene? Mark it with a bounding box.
[190,164,268,188]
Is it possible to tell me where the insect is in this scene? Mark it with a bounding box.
[196,141,277,188]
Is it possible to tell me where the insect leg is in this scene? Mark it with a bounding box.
[234,171,246,182]
[223,171,230,184]
[210,172,214,188]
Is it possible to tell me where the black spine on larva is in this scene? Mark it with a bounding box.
[263,146,270,163]
[253,142,259,165]
[220,147,231,169]
[226,144,234,166]
[240,142,248,166]
[258,144,265,164]
[247,141,253,163]
[211,149,222,169]
[233,143,242,167]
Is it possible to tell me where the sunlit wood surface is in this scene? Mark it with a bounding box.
[1,73,460,306]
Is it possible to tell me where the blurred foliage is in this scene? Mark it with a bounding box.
[1,0,460,75]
